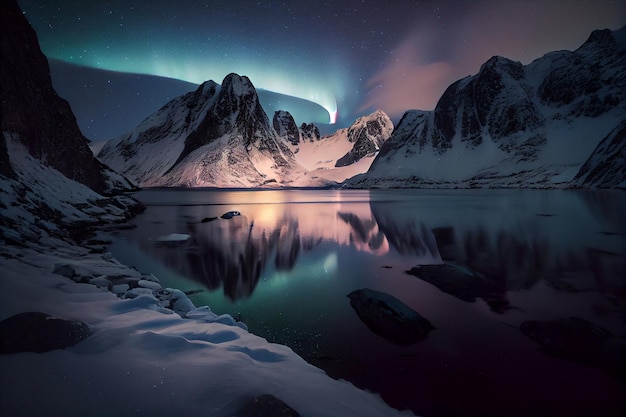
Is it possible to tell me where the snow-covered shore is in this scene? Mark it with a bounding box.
[0,140,413,417]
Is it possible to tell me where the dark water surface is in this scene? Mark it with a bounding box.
[108,188,626,417]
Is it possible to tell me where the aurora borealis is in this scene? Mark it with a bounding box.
[17,0,626,139]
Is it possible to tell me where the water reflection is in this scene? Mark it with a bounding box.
[123,189,625,310]
[136,207,443,300]
[111,189,626,417]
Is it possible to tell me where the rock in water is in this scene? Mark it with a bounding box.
[407,262,493,302]
[520,316,626,380]
[221,211,241,219]
[236,394,300,417]
[347,288,434,345]
[0,312,93,354]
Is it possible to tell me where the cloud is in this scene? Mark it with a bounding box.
[359,0,626,119]
[358,33,455,117]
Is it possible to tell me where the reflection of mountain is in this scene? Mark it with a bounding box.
[370,202,442,261]
[336,212,385,253]
[185,216,267,300]
[130,190,624,308]
[134,200,445,300]
[423,222,625,312]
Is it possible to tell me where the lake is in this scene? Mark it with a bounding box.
[106,188,626,417]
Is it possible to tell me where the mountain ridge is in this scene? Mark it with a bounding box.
[99,74,393,187]
[344,26,626,189]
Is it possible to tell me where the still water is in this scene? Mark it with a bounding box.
[108,188,625,417]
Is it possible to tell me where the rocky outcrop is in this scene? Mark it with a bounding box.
[300,122,321,142]
[0,0,131,194]
[273,110,301,146]
[335,110,393,167]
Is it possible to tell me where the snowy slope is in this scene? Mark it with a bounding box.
[345,27,626,189]
[0,134,142,245]
[98,81,221,185]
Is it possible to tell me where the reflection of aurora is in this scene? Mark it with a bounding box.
[136,200,442,301]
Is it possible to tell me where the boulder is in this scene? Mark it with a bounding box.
[406,262,510,312]
[406,262,490,302]
[521,316,626,380]
[221,211,241,219]
[347,288,434,345]
[0,312,92,354]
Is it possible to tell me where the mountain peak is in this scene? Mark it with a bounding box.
[221,73,255,97]
[199,80,220,96]
[479,56,524,80]
[273,110,300,146]
[335,110,393,167]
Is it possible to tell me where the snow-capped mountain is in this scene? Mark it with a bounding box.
[99,74,328,188]
[101,78,393,187]
[345,26,626,188]
[0,0,133,195]
[273,109,393,183]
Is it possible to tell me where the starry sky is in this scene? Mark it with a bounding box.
[18,0,626,140]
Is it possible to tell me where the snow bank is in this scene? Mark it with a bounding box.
[0,243,412,417]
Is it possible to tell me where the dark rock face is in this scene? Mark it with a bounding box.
[273,110,301,146]
[236,394,300,417]
[433,56,544,151]
[375,110,430,160]
[571,120,626,188]
[0,0,119,194]
[0,312,93,354]
[538,29,625,117]
[299,122,320,142]
[520,316,626,380]
[175,73,280,166]
[347,288,434,345]
[335,110,393,167]
[0,135,15,179]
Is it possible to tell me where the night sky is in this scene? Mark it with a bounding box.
[18,0,626,140]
